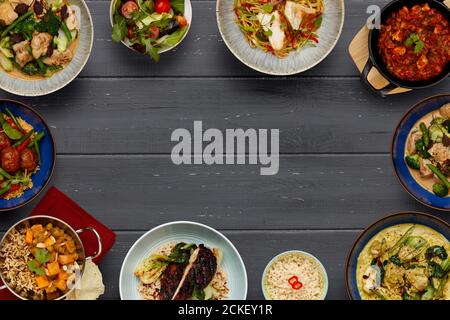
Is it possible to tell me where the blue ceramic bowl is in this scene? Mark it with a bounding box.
[345,212,450,300]
[0,100,55,211]
[392,94,450,211]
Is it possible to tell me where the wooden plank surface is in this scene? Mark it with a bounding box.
[0,155,446,232]
[1,78,450,154]
[0,0,449,301]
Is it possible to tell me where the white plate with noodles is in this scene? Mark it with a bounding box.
[216,0,344,75]
[119,221,248,300]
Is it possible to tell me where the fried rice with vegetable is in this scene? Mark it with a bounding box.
[0,0,80,78]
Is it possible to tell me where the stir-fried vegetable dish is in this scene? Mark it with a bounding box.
[0,0,80,78]
[405,104,450,197]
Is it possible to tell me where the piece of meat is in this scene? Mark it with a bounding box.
[1,146,20,173]
[419,158,433,178]
[31,32,52,59]
[0,2,19,26]
[173,245,217,300]
[284,1,317,30]
[429,143,450,164]
[0,133,11,152]
[12,40,33,67]
[405,268,428,292]
[20,148,37,171]
[42,49,73,66]
[440,103,450,118]
[65,7,78,30]
[159,263,187,300]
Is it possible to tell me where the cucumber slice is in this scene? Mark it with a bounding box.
[70,29,78,40]
[0,47,13,58]
[54,29,68,52]
[0,52,13,72]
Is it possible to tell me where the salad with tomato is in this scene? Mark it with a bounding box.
[111,0,189,61]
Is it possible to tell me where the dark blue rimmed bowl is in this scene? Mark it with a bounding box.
[345,211,450,300]
[0,100,55,211]
[392,94,450,211]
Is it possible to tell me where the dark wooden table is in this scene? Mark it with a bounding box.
[0,0,449,300]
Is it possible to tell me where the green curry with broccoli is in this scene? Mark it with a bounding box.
[405,104,450,197]
[357,224,450,300]
[0,0,80,79]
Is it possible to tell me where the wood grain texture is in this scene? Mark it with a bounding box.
[0,155,447,232]
[1,78,450,154]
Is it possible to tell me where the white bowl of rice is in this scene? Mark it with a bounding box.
[262,250,328,300]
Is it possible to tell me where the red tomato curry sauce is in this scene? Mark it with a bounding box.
[378,4,450,82]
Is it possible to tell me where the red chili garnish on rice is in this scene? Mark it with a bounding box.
[288,276,298,285]
[292,281,303,290]
[288,276,303,290]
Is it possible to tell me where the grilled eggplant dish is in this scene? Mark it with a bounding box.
[0,0,80,79]
[357,224,450,300]
[134,242,229,300]
[405,104,450,197]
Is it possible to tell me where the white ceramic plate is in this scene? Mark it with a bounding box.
[119,221,248,300]
[216,0,345,75]
[109,0,193,55]
[0,0,94,96]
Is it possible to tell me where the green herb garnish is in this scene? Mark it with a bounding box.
[35,248,51,264]
[405,33,425,54]
[27,260,45,276]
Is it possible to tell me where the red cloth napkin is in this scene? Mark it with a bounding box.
[0,187,116,300]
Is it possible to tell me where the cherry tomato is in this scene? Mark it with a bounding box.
[175,15,188,27]
[155,0,171,14]
[148,26,160,39]
[121,1,139,19]
[127,26,135,39]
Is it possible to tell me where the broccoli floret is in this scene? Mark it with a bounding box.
[12,16,36,40]
[433,183,449,197]
[405,154,420,170]
[22,62,39,75]
[431,117,446,126]
[36,12,61,36]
